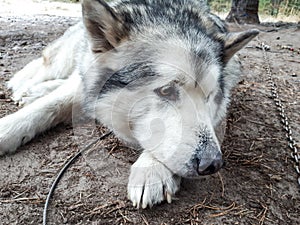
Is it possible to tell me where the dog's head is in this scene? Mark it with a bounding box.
[80,0,258,177]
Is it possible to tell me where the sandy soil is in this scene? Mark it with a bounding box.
[0,1,300,225]
[0,0,81,17]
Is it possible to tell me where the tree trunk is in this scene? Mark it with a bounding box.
[226,0,260,24]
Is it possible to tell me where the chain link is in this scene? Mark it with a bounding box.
[259,42,300,187]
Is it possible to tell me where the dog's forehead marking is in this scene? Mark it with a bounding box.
[155,44,192,82]
[154,41,220,93]
[198,65,220,97]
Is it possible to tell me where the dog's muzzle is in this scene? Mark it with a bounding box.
[194,152,224,176]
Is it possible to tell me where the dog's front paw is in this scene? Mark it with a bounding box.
[13,80,66,106]
[127,152,181,208]
[11,87,30,106]
[7,58,43,93]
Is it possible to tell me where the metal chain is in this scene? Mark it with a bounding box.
[259,42,300,187]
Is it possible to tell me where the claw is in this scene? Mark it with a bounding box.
[132,201,137,208]
[142,202,147,209]
[166,192,172,203]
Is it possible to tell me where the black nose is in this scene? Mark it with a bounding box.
[196,152,224,175]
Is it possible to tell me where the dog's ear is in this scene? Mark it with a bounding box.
[82,0,128,53]
[223,29,259,62]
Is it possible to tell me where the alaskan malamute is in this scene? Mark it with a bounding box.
[0,0,258,208]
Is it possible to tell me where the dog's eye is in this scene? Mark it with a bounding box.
[155,84,178,101]
[159,86,173,96]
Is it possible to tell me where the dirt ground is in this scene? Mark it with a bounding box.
[0,5,300,225]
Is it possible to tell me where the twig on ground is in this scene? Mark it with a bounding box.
[217,172,225,197]
[141,214,150,225]
[257,202,268,225]
[117,210,134,223]
[0,197,42,204]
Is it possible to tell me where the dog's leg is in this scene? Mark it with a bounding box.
[8,24,81,104]
[8,57,49,103]
[9,53,73,104]
[0,73,81,155]
[16,79,67,106]
[127,152,181,208]
[7,58,43,93]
